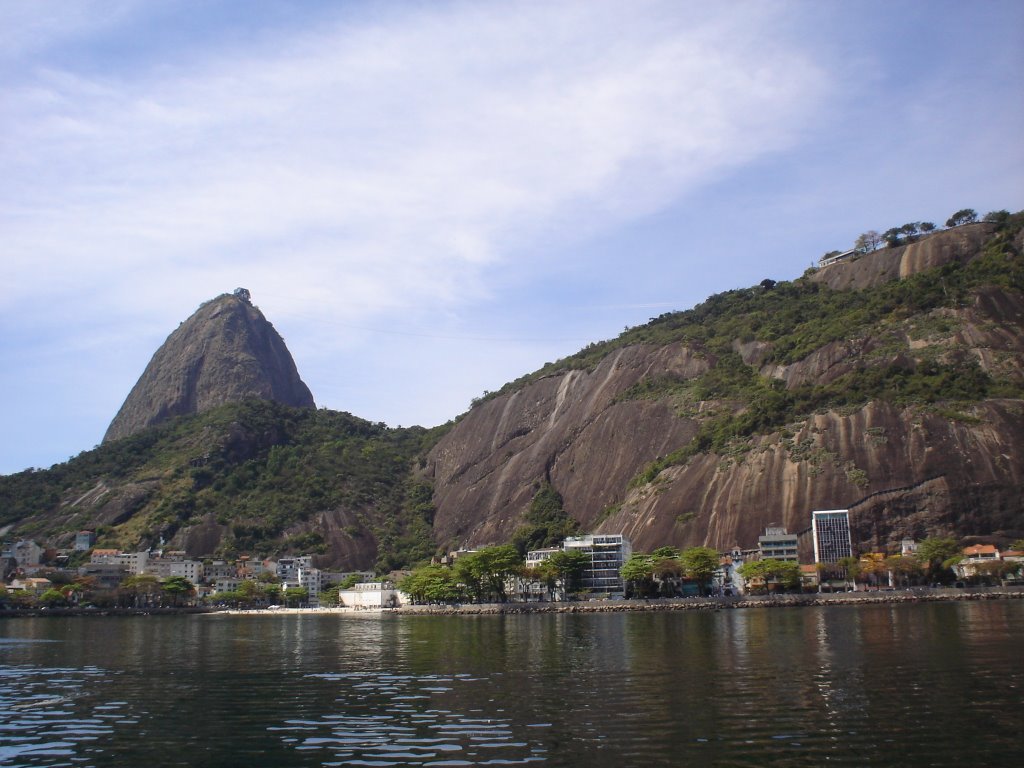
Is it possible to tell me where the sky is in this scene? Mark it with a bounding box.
[1,0,1022,475]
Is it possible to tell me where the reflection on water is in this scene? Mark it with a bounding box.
[0,663,138,767]
[1,602,1022,767]
[279,671,546,765]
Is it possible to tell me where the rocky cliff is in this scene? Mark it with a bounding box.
[104,289,315,442]
[4,220,1021,567]
[425,222,1024,554]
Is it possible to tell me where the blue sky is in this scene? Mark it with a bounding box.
[1,0,1022,474]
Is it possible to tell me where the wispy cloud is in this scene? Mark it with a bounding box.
[1,1,826,330]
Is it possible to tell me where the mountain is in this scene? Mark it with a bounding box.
[424,219,1024,554]
[2,214,1022,566]
[104,289,315,443]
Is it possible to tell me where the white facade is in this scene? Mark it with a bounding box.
[563,534,632,594]
[525,548,560,568]
[118,551,149,575]
[3,540,43,568]
[338,581,403,609]
[812,510,853,564]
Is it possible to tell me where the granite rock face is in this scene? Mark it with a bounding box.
[104,290,314,442]
[425,225,1024,553]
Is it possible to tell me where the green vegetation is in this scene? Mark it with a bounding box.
[0,399,449,570]
[3,211,1020,571]
[621,546,723,597]
[736,559,802,593]
[487,213,1022,412]
[511,482,579,555]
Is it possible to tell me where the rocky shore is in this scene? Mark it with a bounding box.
[395,587,1024,616]
[3,587,1021,619]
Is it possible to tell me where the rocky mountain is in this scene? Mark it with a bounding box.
[2,215,1022,567]
[104,289,315,442]
[424,219,1024,555]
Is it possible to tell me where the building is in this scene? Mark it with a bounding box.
[119,551,149,575]
[563,534,632,595]
[524,548,561,569]
[90,548,123,564]
[145,556,202,583]
[277,556,321,606]
[2,540,43,569]
[338,581,403,609]
[79,562,128,590]
[204,561,238,582]
[74,531,96,551]
[811,509,853,564]
[953,545,1004,581]
[758,526,799,562]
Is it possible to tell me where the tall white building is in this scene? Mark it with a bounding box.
[563,534,632,594]
[812,510,853,564]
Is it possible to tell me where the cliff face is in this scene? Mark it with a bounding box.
[104,291,314,442]
[425,224,1024,553]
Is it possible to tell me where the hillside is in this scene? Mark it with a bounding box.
[2,401,443,571]
[424,217,1024,553]
[2,214,1022,567]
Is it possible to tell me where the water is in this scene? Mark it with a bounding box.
[1,601,1022,766]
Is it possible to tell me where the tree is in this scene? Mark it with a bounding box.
[855,230,882,252]
[398,564,463,604]
[945,208,977,227]
[899,222,920,241]
[919,221,936,233]
[511,483,578,555]
[39,588,68,607]
[548,549,589,596]
[454,545,523,603]
[120,574,161,608]
[916,537,961,583]
[283,586,308,607]
[621,554,656,598]
[161,576,195,607]
[983,209,1010,225]
[882,227,903,248]
[737,559,799,593]
[680,546,720,595]
[339,573,364,590]
[884,555,922,587]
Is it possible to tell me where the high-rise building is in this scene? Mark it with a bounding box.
[563,534,632,594]
[811,510,853,563]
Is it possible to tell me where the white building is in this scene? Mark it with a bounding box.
[2,540,43,568]
[338,581,403,609]
[563,534,632,595]
[525,548,561,569]
[145,556,202,584]
[811,510,853,564]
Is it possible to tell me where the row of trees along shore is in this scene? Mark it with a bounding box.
[398,536,1024,604]
[5,538,1020,610]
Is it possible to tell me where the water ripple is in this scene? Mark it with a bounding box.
[273,672,546,765]
[0,665,137,768]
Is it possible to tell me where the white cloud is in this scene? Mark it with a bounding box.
[1,1,826,328]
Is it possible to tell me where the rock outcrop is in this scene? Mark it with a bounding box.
[104,290,314,442]
[425,224,1024,553]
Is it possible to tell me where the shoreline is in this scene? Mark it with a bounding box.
[392,587,1024,615]
[3,587,1022,619]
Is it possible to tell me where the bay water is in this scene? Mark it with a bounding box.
[1,601,1022,767]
